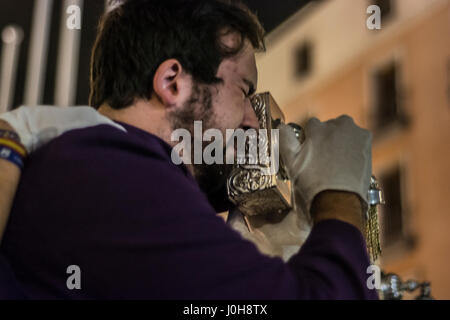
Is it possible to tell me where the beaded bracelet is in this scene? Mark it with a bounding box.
[0,129,21,143]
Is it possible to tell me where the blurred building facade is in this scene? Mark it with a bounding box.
[256,0,450,299]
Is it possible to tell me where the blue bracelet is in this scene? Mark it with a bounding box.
[0,145,24,170]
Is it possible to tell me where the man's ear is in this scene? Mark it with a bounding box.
[153,59,191,109]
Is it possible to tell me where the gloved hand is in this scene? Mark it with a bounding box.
[278,115,373,220]
[0,106,125,153]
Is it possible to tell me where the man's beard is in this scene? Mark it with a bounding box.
[168,83,234,212]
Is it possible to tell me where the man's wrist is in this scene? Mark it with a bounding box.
[310,190,364,232]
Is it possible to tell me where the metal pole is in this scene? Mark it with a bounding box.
[0,26,24,113]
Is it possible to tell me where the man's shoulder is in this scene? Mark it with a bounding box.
[25,123,193,190]
[45,123,170,161]
[34,122,174,164]
[18,122,211,217]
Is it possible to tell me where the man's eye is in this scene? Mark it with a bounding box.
[242,89,250,98]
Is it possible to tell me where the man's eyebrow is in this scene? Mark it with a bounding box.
[243,79,256,96]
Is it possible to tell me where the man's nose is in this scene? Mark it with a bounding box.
[240,99,260,130]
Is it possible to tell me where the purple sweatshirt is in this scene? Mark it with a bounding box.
[0,122,378,299]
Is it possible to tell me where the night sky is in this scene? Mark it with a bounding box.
[243,0,319,33]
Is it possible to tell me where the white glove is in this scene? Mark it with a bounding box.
[279,115,372,219]
[0,106,125,153]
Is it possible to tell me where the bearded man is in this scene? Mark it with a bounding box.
[0,0,376,299]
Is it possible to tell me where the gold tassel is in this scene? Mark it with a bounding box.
[365,204,381,263]
[365,176,384,263]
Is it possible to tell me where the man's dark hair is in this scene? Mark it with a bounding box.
[89,0,265,110]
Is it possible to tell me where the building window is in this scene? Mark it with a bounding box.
[371,61,408,132]
[379,166,405,247]
[295,41,313,79]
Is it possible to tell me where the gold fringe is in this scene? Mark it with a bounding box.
[365,205,381,263]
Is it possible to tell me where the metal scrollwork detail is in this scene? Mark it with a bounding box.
[228,168,273,200]
[251,95,268,130]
